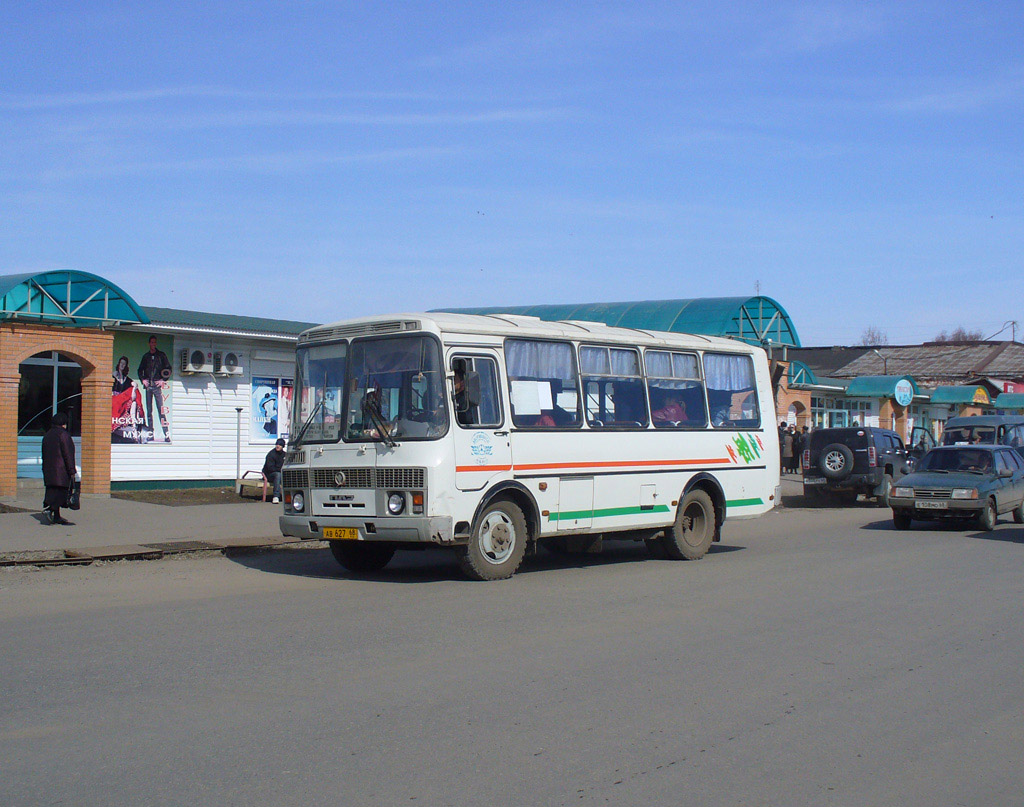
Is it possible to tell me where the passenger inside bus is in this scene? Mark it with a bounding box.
[652,391,688,426]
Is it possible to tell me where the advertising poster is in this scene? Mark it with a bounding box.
[112,332,173,444]
[279,379,293,439]
[251,376,279,442]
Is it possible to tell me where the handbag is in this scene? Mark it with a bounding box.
[65,477,81,511]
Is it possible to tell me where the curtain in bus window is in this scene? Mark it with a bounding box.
[645,350,707,429]
[581,346,647,428]
[505,340,579,427]
[703,353,760,428]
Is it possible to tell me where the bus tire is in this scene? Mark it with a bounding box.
[459,499,528,581]
[663,489,715,560]
[329,541,395,573]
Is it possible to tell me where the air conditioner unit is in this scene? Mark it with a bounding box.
[180,346,215,374]
[213,350,244,376]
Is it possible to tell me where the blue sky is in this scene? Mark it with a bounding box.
[2,1,1022,345]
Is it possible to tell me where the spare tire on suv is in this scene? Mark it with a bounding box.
[818,443,854,481]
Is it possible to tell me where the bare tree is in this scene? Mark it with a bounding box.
[859,326,889,346]
[933,326,985,343]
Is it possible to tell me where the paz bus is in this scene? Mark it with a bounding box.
[278,313,780,580]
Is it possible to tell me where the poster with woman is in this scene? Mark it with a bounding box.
[279,379,293,439]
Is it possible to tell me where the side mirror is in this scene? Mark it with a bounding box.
[899,466,911,475]
[998,468,1013,478]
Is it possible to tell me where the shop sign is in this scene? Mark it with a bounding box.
[894,378,914,407]
[972,387,990,405]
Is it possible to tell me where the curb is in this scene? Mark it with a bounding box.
[0,536,319,568]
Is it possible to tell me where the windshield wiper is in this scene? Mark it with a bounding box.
[292,399,325,447]
[363,394,398,448]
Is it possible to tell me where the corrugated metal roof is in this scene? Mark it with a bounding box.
[829,342,1024,380]
[143,306,318,337]
[436,296,801,347]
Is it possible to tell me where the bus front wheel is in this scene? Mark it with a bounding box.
[460,499,528,581]
[662,489,715,560]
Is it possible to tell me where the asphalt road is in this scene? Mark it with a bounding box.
[3,495,1024,807]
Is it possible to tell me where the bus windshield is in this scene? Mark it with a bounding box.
[292,342,348,444]
[343,335,448,442]
[942,425,997,445]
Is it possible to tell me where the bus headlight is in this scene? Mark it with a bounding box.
[291,492,305,512]
[387,492,405,515]
[952,488,978,500]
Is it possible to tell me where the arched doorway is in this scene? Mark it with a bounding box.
[1,270,149,499]
[17,351,84,478]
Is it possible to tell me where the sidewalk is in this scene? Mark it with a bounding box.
[0,482,308,567]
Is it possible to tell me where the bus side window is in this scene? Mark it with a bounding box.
[703,353,760,428]
[580,346,647,427]
[451,356,502,428]
[645,350,706,429]
[505,339,580,428]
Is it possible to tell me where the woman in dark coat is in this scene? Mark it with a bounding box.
[41,412,76,525]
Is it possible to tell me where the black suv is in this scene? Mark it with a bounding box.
[802,427,913,506]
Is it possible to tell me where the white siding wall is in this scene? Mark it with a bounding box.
[111,338,296,482]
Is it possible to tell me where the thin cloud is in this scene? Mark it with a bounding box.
[886,71,1024,113]
[37,145,465,181]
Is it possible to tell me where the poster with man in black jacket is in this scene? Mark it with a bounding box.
[138,334,172,442]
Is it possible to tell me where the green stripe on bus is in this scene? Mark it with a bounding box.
[547,504,672,522]
[726,497,764,507]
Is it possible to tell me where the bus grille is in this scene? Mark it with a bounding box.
[283,467,425,490]
[377,468,425,489]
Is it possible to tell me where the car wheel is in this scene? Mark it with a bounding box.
[328,541,395,573]
[979,499,998,532]
[1013,499,1024,525]
[876,473,893,508]
[892,510,912,530]
[662,489,716,560]
[818,443,854,481]
[459,499,528,580]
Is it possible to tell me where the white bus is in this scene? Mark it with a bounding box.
[279,313,780,580]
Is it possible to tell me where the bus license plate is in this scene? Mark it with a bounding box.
[917,501,948,510]
[323,527,359,540]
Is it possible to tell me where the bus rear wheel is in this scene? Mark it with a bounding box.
[329,541,395,573]
[459,499,528,581]
[662,489,715,560]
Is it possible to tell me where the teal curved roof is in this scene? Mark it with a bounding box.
[0,270,148,327]
[929,385,991,405]
[994,393,1024,410]
[438,296,800,347]
[845,375,921,399]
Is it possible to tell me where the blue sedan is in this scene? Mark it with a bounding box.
[889,445,1024,531]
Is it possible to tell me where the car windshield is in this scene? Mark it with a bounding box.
[942,425,996,445]
[343,336,448,442]
[292,342,348,444]
[918,448,993,473]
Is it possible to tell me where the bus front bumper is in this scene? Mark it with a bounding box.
[279,514,455,545]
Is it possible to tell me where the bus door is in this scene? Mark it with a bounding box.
[448,352,512,492]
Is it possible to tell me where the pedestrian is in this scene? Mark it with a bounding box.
[41,412,76,526]
[782,424,795,474]
[788,425,802,473]
[262,438,286,503]
[779,421,788,471]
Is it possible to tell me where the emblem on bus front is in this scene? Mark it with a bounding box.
[334,471,346,486]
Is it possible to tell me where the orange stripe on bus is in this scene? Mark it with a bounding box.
[455,464,514,473]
